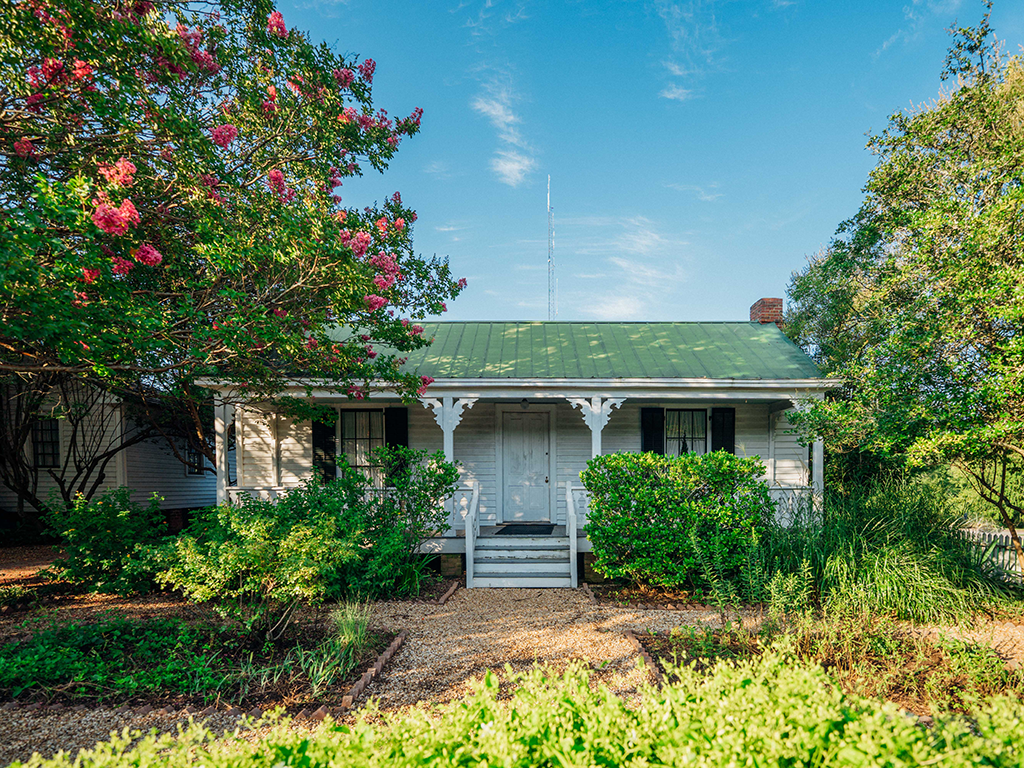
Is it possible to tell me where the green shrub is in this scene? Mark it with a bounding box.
[156,481,364,639]
[19,655,1024,768]
[44,487,166,595]
[156,446,459,636]
[581,451,773,591]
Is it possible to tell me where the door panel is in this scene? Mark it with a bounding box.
[502,412,550,522]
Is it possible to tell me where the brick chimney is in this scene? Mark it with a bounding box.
[750,297,783,327]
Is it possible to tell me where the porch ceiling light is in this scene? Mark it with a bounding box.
[520,398,530,410]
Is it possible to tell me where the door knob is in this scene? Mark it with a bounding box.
[545,476,549,483]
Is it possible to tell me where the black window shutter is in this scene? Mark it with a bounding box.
[711,408,735,454]
[641,408,665,454]
[384,407,409,448]
[311,418,337,483]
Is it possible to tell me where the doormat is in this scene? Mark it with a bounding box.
[496,524,555,536]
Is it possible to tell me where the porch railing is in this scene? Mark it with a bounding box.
[770,485,814,526]
[465,484,480,588]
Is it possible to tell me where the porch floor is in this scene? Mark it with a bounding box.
[443,525,587,537]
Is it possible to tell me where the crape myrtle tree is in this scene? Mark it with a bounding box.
[785,5,1024,569]
[0,0,464,526]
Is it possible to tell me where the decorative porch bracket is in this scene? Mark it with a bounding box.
[567,396,625,457]
[421,396,478,462]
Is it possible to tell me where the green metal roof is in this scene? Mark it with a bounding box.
[387,322,820,380]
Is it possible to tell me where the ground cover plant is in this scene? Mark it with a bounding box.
[640,614,1024,716]
[0,604,383,708]
[16,655,1024,768]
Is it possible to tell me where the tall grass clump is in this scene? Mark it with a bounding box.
[761,479,1014,621]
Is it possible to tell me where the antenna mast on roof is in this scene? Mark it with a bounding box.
[547,175,556,320]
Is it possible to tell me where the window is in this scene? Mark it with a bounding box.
[184,442,205,475]
[341,410,385,484]
[665,409,707,456]
[32,419,60,468]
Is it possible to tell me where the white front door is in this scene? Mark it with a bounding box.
[502,411,550,522]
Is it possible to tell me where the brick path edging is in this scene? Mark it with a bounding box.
[0,629,411,723]
[623,630,664,688]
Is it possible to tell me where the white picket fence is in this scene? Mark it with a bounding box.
[963,528,1022,582]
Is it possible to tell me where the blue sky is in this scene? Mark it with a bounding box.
[278,0,1024,322]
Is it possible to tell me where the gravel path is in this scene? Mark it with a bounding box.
[365,587,722,709]
[0,587,719,765]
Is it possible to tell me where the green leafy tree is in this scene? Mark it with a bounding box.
[0,0,464,524]
[786,5,1024,567]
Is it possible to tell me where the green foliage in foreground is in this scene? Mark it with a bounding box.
[16,655,1024,768]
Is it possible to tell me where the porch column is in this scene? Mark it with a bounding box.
[214,398,231,505]
[421,396,477,461]
[568,396,625,457]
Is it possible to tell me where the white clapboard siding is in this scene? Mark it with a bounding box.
[774,410,809,486]
[239,408,276,486]
[409,403,497,527]
[124,438,218,509]
[278,417,311,487]
[0,402,124,514]
[735,404,769,463]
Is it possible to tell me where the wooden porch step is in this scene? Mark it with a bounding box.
[472,575,573,588]
[475,559,570,575]
[476,548,568,561]
[475,536,568,549]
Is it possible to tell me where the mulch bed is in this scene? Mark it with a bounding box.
[377,576,462,604]
[589,583,718,611]
[0,546,408,712]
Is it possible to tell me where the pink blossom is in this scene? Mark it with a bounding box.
[387,136,398,147]
[363,294,387,312]
[358,58,376,84]
[267,85,277,101]
[211,124,238,147]
[457,277,468,289]
[273,307,287,318]
[394,218,405,231]
[375,217,389,236]
[410,211,418,222]
[26,93,45,111]
[71,59,93,81]
[410,324,424,336]
[266,11,288,38]
[42,58,64,83]
[360,334,370,341]
[333,68,354,88]
[72,290,89,308]
[334,211,347,224]
[417,375,434,395]
[391,191,402,205]
[347,385,365,400]
[441,302,447,312]
[367,347,377,358]
[133,243,162,266]
[262,101,278,115]
[14,139,34,159]
[351,231,372,257]
[111,256,134,275]
[91,199,140,236]
[373,274,394,291]
[98,158,136,187]
[82,268,100,284]
[305,337,317,349]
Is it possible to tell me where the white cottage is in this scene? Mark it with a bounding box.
[205,300,838,588]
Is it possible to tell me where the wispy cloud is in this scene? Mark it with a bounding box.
[874,0,964,58]
[659,83,695,101]
[435,221,469,232]
[558,216,690,320]
[424,160,453,179]
[461,0,530,39]
[667,181,723,201]
[471,74,537,186]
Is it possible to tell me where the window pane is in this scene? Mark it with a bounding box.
[665,409,707,456]
[32,419,60,468]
